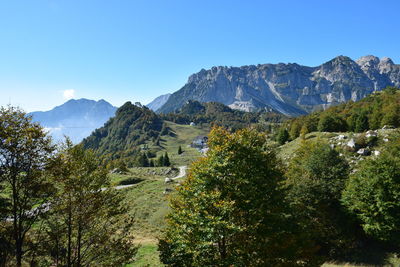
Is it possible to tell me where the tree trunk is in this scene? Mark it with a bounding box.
[77,222,82,267]
[67,196,72,267]
[12,177,23,267]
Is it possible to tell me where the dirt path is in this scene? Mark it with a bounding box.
[116,166,187,190]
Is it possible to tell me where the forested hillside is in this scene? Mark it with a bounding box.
[161,100,286,130]
[82,102,164,161]
[280,87,400,141]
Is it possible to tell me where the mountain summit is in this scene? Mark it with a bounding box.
[158,56,400,116]
[30,98,117,143]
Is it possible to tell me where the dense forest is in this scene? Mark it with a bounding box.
[161,100,286,130]
[278,87,400,143]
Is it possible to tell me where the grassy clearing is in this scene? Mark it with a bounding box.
[145,121,210,166]
[109,167,179,185]
[127,244,164,267]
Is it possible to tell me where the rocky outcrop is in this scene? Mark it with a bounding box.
[158,56,400,116]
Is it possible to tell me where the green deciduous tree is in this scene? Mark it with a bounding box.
[36,141,137,266]
[159,127,316,266]
[342,138,400,245]
[0,106,55,267]
[318,113,347,132]
[285,140,353,259]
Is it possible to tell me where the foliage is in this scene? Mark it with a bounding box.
[159,127,316,266]
[0,106,55,267]
[283,87,400,138]
[82,102,164,162]
[163,152,171,167]
[318,113,347,132]
[161,100,286,132]
[33,141,137,266]
[342,137,400,245]
[277,128,290,144]
[285,140,353,259]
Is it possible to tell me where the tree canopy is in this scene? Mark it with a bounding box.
[159,127,316,266]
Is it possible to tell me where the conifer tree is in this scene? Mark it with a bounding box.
[164,152,171,166]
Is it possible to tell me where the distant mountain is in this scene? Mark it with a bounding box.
[30,99,117,143]
[146,93,171,111]
[158,55,400,116]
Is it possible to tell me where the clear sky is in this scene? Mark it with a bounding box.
[0,0,399,112]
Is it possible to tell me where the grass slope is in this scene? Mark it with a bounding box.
[115,123,209,266]
[146,121,210,166]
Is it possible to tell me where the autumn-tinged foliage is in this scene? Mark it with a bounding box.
[35,142,137,266]
[0,106,55,267]
[281,87,400,140]
[0,108,136,266]
[159,127,317,266]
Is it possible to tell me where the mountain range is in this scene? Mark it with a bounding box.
[30,99,117,143]
[157,55,400,115]
[146,93,171,111]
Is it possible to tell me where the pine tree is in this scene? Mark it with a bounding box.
[164,152,171,166]
[149,159,155,167]
[158,155,164,167]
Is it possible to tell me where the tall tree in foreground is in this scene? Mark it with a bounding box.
[342,137,400,246]
[36,141,137,266]
[285,140,354,260]
[0,106,55,267]
[159,127,317,266]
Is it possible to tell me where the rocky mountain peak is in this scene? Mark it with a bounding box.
[158,55,400,116]
[356,55,380,70]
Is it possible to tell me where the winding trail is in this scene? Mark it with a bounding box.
[5,166,189,221]
[115,166,187,190]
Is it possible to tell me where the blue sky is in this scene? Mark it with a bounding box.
[0,0,399,111]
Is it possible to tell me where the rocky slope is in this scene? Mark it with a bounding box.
[30,99,117,143]
[158,55,400,116]
[146,93,171,111]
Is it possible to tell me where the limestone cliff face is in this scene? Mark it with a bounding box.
[158,56,400,116]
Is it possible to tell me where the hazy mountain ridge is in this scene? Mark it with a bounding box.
[158,55,400,115]
[30,98,117,143]
[146,93,171,111]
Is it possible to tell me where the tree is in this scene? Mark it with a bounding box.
[342,138,400,245]
[348,111,369,132]
[138,153,149,167]
[318,113,347,132]
[37,141,137,266]
[0,106,55,267]
[157,155,164,167]
[159,127,316,266]
[177,146,183,155]
[277,128,289,145]
[149,159,155,167]
[163,152,171,166]
[285,141,352,259]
